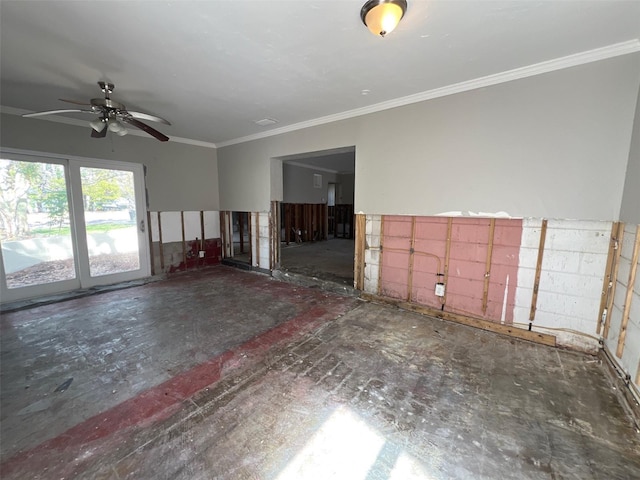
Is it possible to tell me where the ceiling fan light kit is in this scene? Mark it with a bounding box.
[89,118,106,133]
[23,81,171,142]
[361,0,407,37]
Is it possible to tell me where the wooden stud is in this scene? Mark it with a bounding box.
[269,203,274,270]
[147,210,155,276]
[157,212,165,271]
[597,222,619,335]
[200,211,205,252]
[354,214,366,290]
[238,212,245,254]
[616,225,640,358]
[255,212,260,268]
[180,211,186,269]
[283,204,289,245]
[604,223,625,339]
[482,219,496,314]
[377,216,385,296]
[219,211,225,257]
[407,216,417,302]
[529,219,548,322]
[248,212,253,265]
[323,204,328,240]
[361,292,556,347]
[443,217,453,306]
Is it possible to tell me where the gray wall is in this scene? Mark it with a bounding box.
[620,84,640,224]
[283,163,337,204]
[1,113,219,212]
[337,173,355,205]
[218,53,640,220]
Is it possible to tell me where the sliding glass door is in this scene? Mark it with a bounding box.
[0,151,149,303]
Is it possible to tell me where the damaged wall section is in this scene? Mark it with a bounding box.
[149,210,221,273]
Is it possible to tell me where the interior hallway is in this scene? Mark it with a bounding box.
[279,238,355,287]
[1,266,639,479]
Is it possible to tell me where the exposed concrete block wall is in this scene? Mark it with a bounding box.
[366,215,618,353]
[149,211,221,273]
[605,224,640,390]
[363,215,381,294]
[251,212,270,271]
[514,219,611,352]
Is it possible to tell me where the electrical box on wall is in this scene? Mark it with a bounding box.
[435,282,445,297]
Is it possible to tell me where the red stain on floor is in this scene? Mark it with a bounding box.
[1,284,355,479]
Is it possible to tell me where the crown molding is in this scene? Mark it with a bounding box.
[217,39,640,148]
[0,106,218,149]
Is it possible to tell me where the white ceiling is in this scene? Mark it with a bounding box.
[1,1,639,148]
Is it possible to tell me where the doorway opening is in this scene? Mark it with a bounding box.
[276,147,356,288]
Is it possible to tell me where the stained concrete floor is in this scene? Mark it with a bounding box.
[279,238,355,286]
[1,266,639,479]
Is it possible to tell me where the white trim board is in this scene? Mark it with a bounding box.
[217,40,640,148]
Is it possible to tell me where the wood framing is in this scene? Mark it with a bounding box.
[354,214,366,290]
[616,225,640,358]
[200,210,205,252]
[180,211,187,268]
[407,216,417,302]
[529,219,548,322]
[377,215,385,296]
[597,222,620,335]
[482,218,496,314]
[361,292,556,347]
[255,212,260,267]
[157,212,165,270]
[147,211,155,276]
[443,217,452,307]
[604,223,626,339]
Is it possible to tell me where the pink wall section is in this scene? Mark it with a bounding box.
[380,216,523,324]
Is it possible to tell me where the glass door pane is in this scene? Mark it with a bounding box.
[79,167,140,277]
[0,158,77,289]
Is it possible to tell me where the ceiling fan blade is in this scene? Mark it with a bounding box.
[91,127,108,138]
[59,98,91,106]
[127,110,171,125]
[23,109,92,118]
[122,117,169,142]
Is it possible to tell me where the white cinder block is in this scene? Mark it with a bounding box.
[536,292,599,324]
[532,310,576,329]
[512,304,531,324]
[545,228,611,254]
[538,270,603,298]
[367,234,381,249]
[518,247,540,269]
[579,252,608,277]
[541,250,582,274]
[516,268,537,289]
[547,219,611,233]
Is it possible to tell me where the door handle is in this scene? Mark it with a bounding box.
[139,219,145,233]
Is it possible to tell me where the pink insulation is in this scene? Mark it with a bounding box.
[380,216,523,324]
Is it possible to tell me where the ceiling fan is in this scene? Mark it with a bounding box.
[23,81,170,142]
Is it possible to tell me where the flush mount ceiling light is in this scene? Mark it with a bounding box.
[360,0,407,37]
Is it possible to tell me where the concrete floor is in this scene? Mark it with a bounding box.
[1,266,639,479]
[279,238,355,286]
